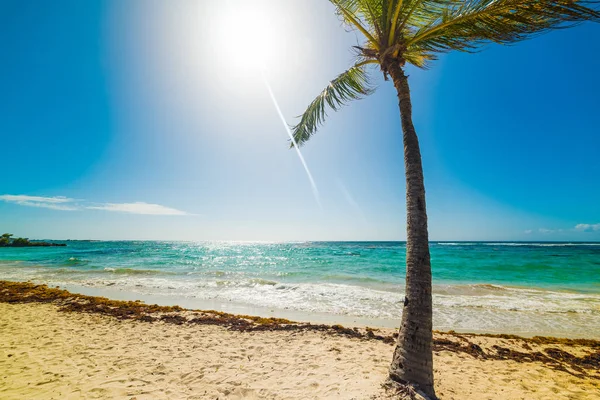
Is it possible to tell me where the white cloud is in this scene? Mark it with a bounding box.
[575,223,600,232]
[13,201,80,211]
[0,194,79,211]
[527,224,600,235]
[1,194,192,216]
[0,194,75,203]
[87,202,190,216]
[538,228,555,234]
[533,228,565,234]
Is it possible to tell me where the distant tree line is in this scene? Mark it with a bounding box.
[0,233,66,247]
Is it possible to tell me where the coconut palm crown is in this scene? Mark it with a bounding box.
[292,1,599,399]
[292,0,599,145]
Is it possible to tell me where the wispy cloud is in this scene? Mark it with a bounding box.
[87,202,190,216]
[0,195,75,204]
[0,194,79,211]
[0,194,191,216]
[575,223,600,232]
[526,224,600,235]
[524,228,560,234]
[538,228,561,234]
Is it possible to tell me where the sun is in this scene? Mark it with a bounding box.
[214,4,283,71]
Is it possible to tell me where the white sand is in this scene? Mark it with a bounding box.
[1,303,598,399]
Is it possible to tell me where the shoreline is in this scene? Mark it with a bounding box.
[2,239,599,339]
[3,277,599,339]
[1,281,599,399]
[2,280,599,349]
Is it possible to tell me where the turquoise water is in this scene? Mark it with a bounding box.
[1,241,599,337]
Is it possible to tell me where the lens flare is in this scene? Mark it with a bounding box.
[221,0,320,208]
[263,75,321,209]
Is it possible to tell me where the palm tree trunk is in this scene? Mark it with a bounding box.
[386,63,436,400]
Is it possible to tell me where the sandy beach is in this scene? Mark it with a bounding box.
[1,282,599,400]
[4,0,600,398]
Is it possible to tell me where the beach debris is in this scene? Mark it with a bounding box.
[1,280,598,379]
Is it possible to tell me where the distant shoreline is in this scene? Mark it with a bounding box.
[0,233,66,248]
[0,242,66,248]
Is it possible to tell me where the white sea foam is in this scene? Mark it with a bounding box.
[2,259,599,338]
[41,276,599,338]
[436,242,478,246]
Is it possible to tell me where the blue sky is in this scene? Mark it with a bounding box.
[1,0,599,241]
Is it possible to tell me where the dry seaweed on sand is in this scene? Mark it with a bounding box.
[0,281,375,339]
[1,280,598,378]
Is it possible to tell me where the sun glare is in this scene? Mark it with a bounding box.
[216,6,283,71]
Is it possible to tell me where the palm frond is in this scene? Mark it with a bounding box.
[331,0,383,49]
[387,1,459,42]
[388,0,405,45]
[291,63,376,147]
[403,48,436,68]
[396,0,426,35]
[407,0,600,57]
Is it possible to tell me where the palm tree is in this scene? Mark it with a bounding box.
[291,1,599,398]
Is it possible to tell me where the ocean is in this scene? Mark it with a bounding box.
[1,241,599,338]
